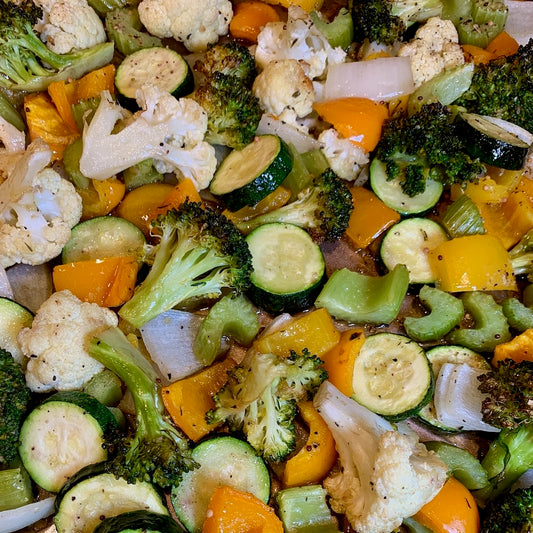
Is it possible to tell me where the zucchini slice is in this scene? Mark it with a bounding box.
[245,222,326,314]
[210,135,293,211]
[351,332,433,421]
[171,436,270,533]
[0,297,33,365]
[115,47,194,109]
[458,112,531,170]
[61,216,146,263]
[93,510,186,533]
[19,391,119,493]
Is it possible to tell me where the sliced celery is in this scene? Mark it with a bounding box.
[62,138,90,189]
[0,467,33,512]
[122,159,164,190]
[501,297,533,332]
[457,18,503,48]
[83,369,123,407]
[301,149,329,178]
[309,8,354,50]
[441,194,485,238]
[0,92,25,131]
[282,144,313,198]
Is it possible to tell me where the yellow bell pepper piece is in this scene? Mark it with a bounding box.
[429,234,517,292]
[254,308,340,358]
[261,0,323,12]
[282,401,337,487]
[77,178,126,220]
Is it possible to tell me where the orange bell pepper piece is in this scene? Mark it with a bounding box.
[413,477,480,533]
[78,178,126,220]
[52,256,139,307]
[345,187,400,249]
[313,97,389,152]
[162,358,236,441]
[485,31,519,58]
[48,79,79,132]
[148,178,202,223]
[492,328,533,365]
[254,308,340,358]
[229,1,281,42]
[202,485,283,533]
[75,63,116,101]
[462,44,495,64]
[282,401,337,487]
[429,234,517,292]
[321,328,365,397]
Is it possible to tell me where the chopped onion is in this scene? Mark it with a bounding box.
[6,263,53,313]
[1,497,56,533]
[322,57,415,102]
[256,114,321,152]
[0,266,13,299]
[433,363,500,433]
[504,0,533,46]
[140,310,205,384]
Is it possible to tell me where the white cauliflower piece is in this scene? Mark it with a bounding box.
[0,116,26,184]
[79,84,217,191]
[138,0,233,52]
[0,139,82,269]
[34,0,106,54]
[255,5,346,80]
[318,128,369,181]
[253,59,315,119]
[18,290,118,391]
[397,17,464,88]
[314,382,448,533]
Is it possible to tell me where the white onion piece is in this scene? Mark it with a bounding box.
[504,0,533,45]
[6,263,53,313]
[433,363,500,432]
[0,497,56,533]
[256,114,321,152]
[0,266,13,299]
[140,310,205,384]
[257,312,294,338]
[322,57,415,102]
[513,469,533,490]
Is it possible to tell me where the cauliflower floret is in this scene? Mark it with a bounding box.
[0,116,25,184]
[397,17,464,88]
[318,128,369,181]
[255,5,346,80]
[34,0,106,54]
[79,84,217,191]
[314,382,448,533]
[0,139,82,269]
[138,0,233,52]
[18,290,118,390]
[253,59,315,120]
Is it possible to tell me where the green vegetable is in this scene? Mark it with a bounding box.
[206,349,327,461]
[501,297,533,331]
[0,348,31,465]
[193,294,260,365]
[446,291,511,352]
[440,194,486,238]
[480,486,533,532]
[0,465,33,511]
[456,0,508,48]
[404,285,464,342]
[62,138,90,189]
[122,158,164,190]
[89,326,197,488]
[82,369,124,407]
[509,227,533,281]
[310,8,354,50]
[87,0,126,16]
[0,91,25,131]
[0,0,114,92]
[314,264,409,325]
[118,201,253,329]
[94,510,186,533]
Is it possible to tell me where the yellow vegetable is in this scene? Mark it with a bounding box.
[261,0,323,12]
[492,328,533,365]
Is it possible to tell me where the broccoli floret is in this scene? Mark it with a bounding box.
[351,0,443,45]
[477,359,533,430]
[235,168,354,242]
[375,103,486,197]
[0,0,114,92]
[206,349,327,462]
[474,423,533,506]
[194,41,257,88]
[119,200,253,329]
[480,486,533,533]
[89,326,197,488]
[0,347,31,464]
[192,72,262,149]
[453,39,533,133]
[509,228,533,281]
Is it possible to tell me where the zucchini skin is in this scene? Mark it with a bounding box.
[93,510,187,533]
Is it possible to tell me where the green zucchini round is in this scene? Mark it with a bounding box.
[93,510,186,533]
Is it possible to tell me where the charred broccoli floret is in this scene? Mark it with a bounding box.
[351,0,443,45]
[453,38,533,133]
[0,348,31,464]
[477,359,533,430]
[480,486,533,533]
[234,168,354,242]
[207,349,327,462]
[0,0,114,92]
[374,102,486,197]
[89,327,197,488]
[118,201,253,329]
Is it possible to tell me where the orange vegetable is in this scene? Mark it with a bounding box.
[321,328,365,397]
[345,186,400,249]
[24,92,80,161]
[75,63,116,101]
[202,485,283,533]
[47,79,79,132]
[115,183,175,235]
[429,234,517,292]
[149,178,202,222]
[162,358,236,442]
[230,1,281,42]
[413,477,480,533]
[254,308,340,358]
[282,401,337,487]
[314,97,389,152]
[462,44,495,64]
[492,328,533,365]
[485,31,519,57]
[78,178,126,220]
[476,202,522,250]
[52,256,139,307]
